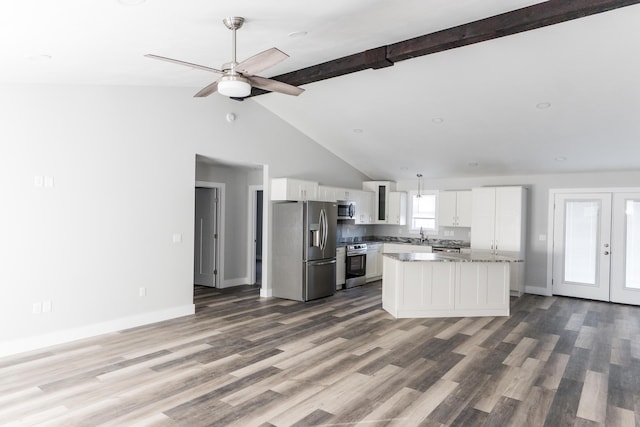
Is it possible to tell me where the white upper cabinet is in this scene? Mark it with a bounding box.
[318,186,354,202]
[362,181,405,225]
[438,191,472,227]
[471,186,525,253]
[388,192,407,225]
[352,190,375,224]
[271,178,319,201]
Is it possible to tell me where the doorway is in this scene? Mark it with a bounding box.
[255,190,263,285]
[248,185,264,286]
[194,187,219,287]
[550,189,640,304]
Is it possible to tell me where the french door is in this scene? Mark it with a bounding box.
[552,193,611,301]
[552,190,640,304]
[610,193,640,305]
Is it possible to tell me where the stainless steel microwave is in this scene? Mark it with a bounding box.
[337,200,356,220]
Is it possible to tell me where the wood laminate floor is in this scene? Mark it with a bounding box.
[1,282,639,426]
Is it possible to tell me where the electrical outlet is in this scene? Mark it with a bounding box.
[34,176,44,187]
[42,301,52,313]
[44,176,54,188]
[32,302,42,314]
[139,287,146,297]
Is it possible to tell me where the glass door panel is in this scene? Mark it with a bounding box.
[564,201,599,285]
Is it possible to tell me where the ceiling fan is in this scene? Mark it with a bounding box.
[145,17,304,98]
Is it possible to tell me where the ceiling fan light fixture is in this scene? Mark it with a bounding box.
[218,75,251,97]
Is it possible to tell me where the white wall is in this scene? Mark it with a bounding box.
[396,170,640,294]
[0,83,368,356]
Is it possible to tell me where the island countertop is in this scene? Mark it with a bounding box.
[383,251,523,263]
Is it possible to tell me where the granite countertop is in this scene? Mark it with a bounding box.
[383,251,523,263]
[337,237,470,248]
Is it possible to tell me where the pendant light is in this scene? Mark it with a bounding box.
[416,173,423,198]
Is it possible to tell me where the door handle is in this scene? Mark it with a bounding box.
[604,251,610,255]
[311,259,337,266]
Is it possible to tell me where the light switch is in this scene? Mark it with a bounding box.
[44,176,54,188]
[172,233,182,243]
[34,176,44,187]
[539,234,547,241]
[42,301,52,313]
[139,287,146,297]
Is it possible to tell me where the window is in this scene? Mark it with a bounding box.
[408,190,437,231]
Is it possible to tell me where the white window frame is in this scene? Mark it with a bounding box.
[407,190,438,233]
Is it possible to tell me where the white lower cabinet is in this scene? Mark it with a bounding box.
[336,247,346,289]
[382,257,510,318]
[366,243,383,281]
[455,262,510,311]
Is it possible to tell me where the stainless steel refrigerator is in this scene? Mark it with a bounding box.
[272,201,337,301]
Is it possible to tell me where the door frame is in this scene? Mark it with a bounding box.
[546,187,640,298]
[195,181,225,288]
[247,184,263,286]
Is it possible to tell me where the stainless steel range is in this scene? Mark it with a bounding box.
[345,243,367,288]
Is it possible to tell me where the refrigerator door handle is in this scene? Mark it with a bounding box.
[319,208,327,251]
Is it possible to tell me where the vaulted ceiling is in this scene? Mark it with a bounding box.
[2,1,639,180]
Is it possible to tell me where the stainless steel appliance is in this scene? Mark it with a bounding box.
[272,201,337,301]
[337,200,356,221]
[345,243,367,288]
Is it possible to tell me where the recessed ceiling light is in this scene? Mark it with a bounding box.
[353,128,363,134]
[536,102,551,109]
[555,156,567,162]
[400,166,409,171]
[118,0,146,5]
[468,162,479,167]
[432,118,444,124]
[288,31,308,38]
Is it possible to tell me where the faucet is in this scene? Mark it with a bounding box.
[419,227,426,244]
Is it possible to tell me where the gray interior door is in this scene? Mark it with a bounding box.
[194,187,218,287]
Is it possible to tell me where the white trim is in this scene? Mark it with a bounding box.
[195,181,225,288]
[261,165,270,297]
[406,189,438,233]
[0,304,195,358]
[260,287,273,298]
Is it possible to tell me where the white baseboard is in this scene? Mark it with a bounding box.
[260,287,272,298]
[525,285,552,296]
[0,304,195,358]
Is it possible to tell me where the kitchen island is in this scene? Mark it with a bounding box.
[382,252,522,318]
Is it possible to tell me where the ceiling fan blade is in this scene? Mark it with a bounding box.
[236,48,288,76]
[194,80,220,97]
[249,76,304,96]
[145,54,223,74]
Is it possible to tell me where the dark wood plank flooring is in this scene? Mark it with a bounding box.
[1,282,639,426]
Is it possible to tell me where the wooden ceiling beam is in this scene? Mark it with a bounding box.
[249,0,640,97]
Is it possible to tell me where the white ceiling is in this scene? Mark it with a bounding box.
[2,1,639,180]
